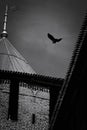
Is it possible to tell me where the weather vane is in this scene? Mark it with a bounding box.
[1,5,8,38]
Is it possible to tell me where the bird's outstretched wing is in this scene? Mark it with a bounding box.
[47,33,62,43]
[48,33,55,41]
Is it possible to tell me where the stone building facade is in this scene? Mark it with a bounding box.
[0,70,63,130]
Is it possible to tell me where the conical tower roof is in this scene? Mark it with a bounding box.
[0,38,36,73]
[0,6,36,74]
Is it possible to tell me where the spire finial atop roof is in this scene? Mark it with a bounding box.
[1,5,8,38]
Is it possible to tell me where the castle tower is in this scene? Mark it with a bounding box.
[0,5,50,130]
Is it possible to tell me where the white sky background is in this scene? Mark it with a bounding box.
[0,0,87,78]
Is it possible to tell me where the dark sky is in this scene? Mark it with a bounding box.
[0,0,87,78]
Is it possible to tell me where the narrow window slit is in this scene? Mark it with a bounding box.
[7,80,19,121]
[32,113,36,124]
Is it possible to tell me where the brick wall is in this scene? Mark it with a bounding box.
[0,82,49,130]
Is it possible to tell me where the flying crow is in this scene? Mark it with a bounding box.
[47,33,62,44]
